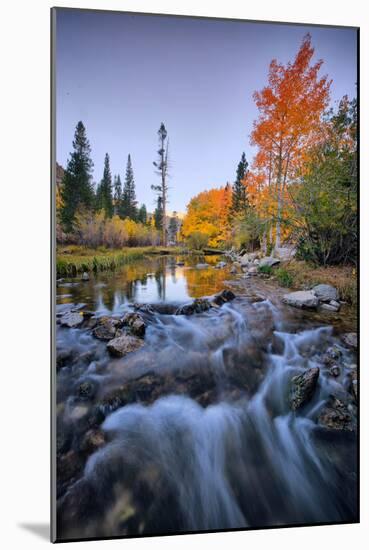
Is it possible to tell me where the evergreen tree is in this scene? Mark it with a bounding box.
[113,174,123,216]
[154,196,163,231]
[96,153,113,217]
[152,123,169,245]
[138,204,148,225]
[121,154,137,220]
[232,152,249,214]
[168,212,179,243]
[60,121,94,232]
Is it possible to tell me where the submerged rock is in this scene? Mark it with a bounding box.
[80,428,105,454]
[107,334,144,357]
[290,367,320,411]
[283,290,319,310]
[60,311,84,328]
[121,312,146,338]
[81,272,90,281]
[312,283,338,303]
[76,379,98,401]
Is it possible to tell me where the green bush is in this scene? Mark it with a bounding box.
[276,268,294,287]
[258,264,273,275]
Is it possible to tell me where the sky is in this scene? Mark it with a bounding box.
[55,9,357,214]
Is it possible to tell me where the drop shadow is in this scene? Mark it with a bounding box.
[18,523,49,541]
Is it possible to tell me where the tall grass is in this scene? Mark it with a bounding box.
[56,246,187,277]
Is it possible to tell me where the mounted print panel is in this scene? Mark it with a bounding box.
[51,7,359,543]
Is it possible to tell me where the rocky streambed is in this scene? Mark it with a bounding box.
[55,254,358,540]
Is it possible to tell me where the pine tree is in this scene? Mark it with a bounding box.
[231,152,249,214]
[122,154,137,220]
[97,153,113,217]
[113,174,123,216]
[168,212,179,243]
[152,123,169,245]
[154,196,163,231]
[60,121,94,232]
[138,204,148,225]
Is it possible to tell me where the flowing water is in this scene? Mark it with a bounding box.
[55,254,358,540]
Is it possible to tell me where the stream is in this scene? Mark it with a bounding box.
[55,254,358,540]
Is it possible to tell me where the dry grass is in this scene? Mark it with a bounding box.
[275,260,357,305]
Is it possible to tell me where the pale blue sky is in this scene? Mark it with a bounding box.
[56,9,357,213]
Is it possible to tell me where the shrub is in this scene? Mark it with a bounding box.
[276,268,294,287]
[258,264,273,275]
[187,231,209,251]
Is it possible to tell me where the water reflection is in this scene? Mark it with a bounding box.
[56,255,230,314]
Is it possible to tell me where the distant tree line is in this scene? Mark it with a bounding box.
[58,121,178,247]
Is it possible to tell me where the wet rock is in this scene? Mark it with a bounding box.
[175,298,212,315]
[348,365,358,402]
[133,303,155,314]
[212,289,236,306]
[60,311,84,328]
[107,334,145,357]
[81,272,90,281]
[283,290,319,310]
[290,367,320,411]
[56,348,77,370]
[76,379,97,401]
[322,346,342,365]
[93,317,119,341]
[341,332,357,349]
[259,256,280,268]
[80,428,105,454]
[121,312,146,338]
[318,395,356,431]
[329,365,341,377]
[312,283,338,303]
[57,449,83,483]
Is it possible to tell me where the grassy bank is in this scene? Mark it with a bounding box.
[271,261,357,306]
[56,245,187,277]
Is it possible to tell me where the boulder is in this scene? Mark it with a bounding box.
[341,332,357,349]
[107,334,144,357]
[312,284,338,303]
[81,272,90,282]
[93,318,118,341]
[290,367,320,411]
[274,246,296,261]
[230,266,238,274]
[60,311,84,328]
[320,303,340,312]
[259,256,280,268]
[283,290,319,310]
[121,312,146,338]
[215,261,227,269]
[247,266,258,275]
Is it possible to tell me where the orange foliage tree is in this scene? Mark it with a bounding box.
[181,186,232,248]
[250,34,331,250]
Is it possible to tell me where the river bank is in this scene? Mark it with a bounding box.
[56,245,188,277]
